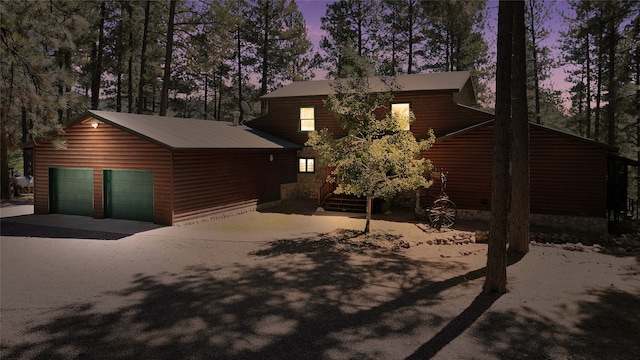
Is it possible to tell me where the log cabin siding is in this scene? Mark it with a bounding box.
[171,149,297,224]
[34,120,174,224]
[253,90,494,146]
[390,92,493,138]
[34,116,299,225]
[529,127,607,217]
[451,78,477,106]
[252,96,347,146]
[426,124,608,218]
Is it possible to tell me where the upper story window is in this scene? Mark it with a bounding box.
[299,106,315,132]
[391,103,411,131]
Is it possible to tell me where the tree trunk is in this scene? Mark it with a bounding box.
[0,101,10,200]
[259,1,270,113]
[636,49,639,214]
[160,0,177,116]
[606,15,616,147]
[586,32,592,138]
[127,3,134,113]
[204,74,208,120]
[484,0,513,295]
[237,24,244,123]
[91,1,106,110]
[509,0,529,255]
[527,0,541,124]
[595,29,604,141]
[364,196,372,233]
[137,0,151,114]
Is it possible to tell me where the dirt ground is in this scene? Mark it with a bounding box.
[1,199,639,359]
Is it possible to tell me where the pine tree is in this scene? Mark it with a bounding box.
[509,0,530,255]
[378,0,424,75]
[320,0,380,78]
[484,0,513,295]
[525,0,554,124]
[245,0,313,112]
[0,0,89,198]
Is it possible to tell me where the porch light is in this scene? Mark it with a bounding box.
[91,121,99,128]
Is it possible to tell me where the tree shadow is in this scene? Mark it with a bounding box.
[2,230,490,360]
[0,220,129,240]
[470,288,640,360]
[0,214,163,240]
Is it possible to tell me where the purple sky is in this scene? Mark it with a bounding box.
[296,0,574,107]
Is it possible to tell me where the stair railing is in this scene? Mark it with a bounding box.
[318,181,337,207]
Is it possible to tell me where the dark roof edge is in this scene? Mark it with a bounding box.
[84,110,176,150]
[455,103,495,116]
[435,120,495,141]
[436,119,619,153]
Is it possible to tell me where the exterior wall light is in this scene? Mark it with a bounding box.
[91,121,99,128]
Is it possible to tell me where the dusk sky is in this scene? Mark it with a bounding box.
[296,0,575,105]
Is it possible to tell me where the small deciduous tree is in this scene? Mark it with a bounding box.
[306,59,434,233]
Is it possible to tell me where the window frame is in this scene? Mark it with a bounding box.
[298,157,316,173]
[391,102,412,131]
[299,106,315,132]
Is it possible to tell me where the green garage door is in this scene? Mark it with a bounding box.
[49,168,94,216]
[104,170,154,222]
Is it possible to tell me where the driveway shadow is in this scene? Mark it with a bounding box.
[0,214,164,240]
[469,287,640,360]
[1,230,487,359]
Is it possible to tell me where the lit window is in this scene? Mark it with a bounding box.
[299,158,315,173]
[391,103,411,130]
[300,107,315,131]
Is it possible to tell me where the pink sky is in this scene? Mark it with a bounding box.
[296,0,574,108]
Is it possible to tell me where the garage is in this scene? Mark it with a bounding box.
[104,169,154,222]
[49,167,93,216]
[32,110,300,225]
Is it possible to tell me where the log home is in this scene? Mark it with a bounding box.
[250,71,625,233]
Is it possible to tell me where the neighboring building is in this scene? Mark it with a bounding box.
[31,110,299,225]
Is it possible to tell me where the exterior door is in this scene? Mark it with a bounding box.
[49,167,94,216]
[104,169,154,222]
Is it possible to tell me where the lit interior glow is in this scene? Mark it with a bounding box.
[391,103,411,130]
[300,107,315,131]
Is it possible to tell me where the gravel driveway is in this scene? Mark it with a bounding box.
[2,201,638,360]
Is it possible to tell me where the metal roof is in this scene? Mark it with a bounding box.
[436,118,617,152]
[261,71,472,99]
[84,110,300,150]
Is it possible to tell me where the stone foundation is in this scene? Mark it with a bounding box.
[174,200,281,226]
[281,182,318,200]
[457,209,608,235]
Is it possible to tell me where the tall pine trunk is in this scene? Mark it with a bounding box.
[509,0,530,254]
[160,0,177,116]
[91,1,106,110]
[586,32,591,138]
[484,0,512,295]
[259,1,270,114]
[137,0,151,114]
[527,0,541,124]
[606,14,616,147]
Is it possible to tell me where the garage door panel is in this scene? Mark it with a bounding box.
[50,168,93,216]
[104,170,153,222]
